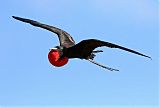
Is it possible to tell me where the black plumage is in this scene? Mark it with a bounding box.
[12,16,151,71]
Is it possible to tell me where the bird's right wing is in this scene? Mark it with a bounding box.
[71,39,151,59]
[12,16,75,48]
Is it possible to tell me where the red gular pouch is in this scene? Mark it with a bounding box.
[48,50,68,67]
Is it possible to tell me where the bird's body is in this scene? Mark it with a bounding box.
[13,16,151,71]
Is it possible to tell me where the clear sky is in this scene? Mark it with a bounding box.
[0,0,159,106]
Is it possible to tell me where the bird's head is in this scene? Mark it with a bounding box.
[48,46,68,67]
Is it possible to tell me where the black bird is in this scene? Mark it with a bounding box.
[12,16,151,71]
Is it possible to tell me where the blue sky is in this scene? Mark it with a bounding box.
[0,0,159,106]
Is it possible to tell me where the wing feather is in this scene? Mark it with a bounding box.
[69,39,151,59]
[12,16,75,48]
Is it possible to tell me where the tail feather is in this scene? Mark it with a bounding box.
[92,50,103,53]
[87,59,119,71]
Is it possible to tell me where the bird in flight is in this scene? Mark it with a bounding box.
[12,16,151,71]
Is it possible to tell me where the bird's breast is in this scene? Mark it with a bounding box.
[48,50,68,67]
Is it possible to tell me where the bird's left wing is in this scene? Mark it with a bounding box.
[71,39,151,59]
[12,16,75,48]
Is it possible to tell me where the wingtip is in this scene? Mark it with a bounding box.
[12,16,17,19]
[12,16,20,20]
[12,16,28,23]
[12,16,21,20]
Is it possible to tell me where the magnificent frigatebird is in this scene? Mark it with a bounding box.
[12,16,151,71]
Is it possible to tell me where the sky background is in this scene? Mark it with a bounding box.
[0,0,159,107]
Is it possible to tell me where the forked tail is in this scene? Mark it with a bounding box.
[87,59,119,71]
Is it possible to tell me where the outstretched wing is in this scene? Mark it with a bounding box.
[69,39,151,59]
[12,16,75,48]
